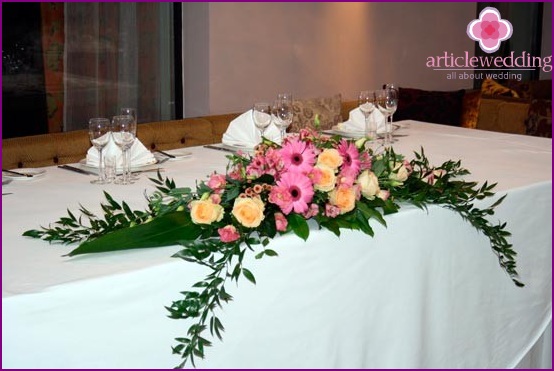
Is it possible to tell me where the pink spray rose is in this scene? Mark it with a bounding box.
[218,225,240,243]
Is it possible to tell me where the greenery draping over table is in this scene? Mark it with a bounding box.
[24,130,522,368]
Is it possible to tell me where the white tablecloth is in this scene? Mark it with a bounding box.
[2,121,552,368]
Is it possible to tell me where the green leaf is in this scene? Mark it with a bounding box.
[287,213,310,241]
[66,211,201,256]
[356,201,387,227]
[22,229,42,238]
[264,249,278,257]
[242,268,256,284]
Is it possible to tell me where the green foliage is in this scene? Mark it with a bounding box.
[22,191,153,244]
[395,148,523,287]
[21,145,524,368]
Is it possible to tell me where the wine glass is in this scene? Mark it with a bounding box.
[252,102,272,142]
[358,90,377,141]
[111,114,136,185]
[384,83,399,126]
[376,88,398,146]
[120,108,139,180]
[88,118,111,184]
[120,107,136,123]
[273,93,293,143]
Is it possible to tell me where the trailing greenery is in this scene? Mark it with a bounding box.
[23,135,522,368]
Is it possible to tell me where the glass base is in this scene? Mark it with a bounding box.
[90,178,108,185]
[113,176,134,185]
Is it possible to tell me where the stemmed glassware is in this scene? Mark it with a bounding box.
[120,107,136,122]
[273,93,293,143]
[358,90,377,142]
[384,83,399,126]
[88,118,111,184]
[111,114,137,185]
[376,88,399,146]
[120,108,139,180]
[252,102,272,142]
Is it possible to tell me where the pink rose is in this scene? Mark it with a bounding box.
[302,203,319,219]
[209,193,222,204]
[377,189,390,201]
[274,212,288,232]
[218,225,240,243]
[325,203,341,218]
[423,169,445,185]
[207,173,226,193]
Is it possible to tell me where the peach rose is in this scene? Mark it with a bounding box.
[190,199,224,225]
[329,186,357,214]
[317,148,343,170]
[232,196,265,228]
[314,164,337,192]
[357,170,380,199]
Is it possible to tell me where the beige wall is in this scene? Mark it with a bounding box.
[183,2,477,117]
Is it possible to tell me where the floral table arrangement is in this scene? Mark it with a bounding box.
[24,129,522,368]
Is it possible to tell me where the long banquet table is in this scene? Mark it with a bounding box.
[2,121,552,368]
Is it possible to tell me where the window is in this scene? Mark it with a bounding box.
[2,2,181,139]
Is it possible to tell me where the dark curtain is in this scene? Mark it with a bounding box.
[2,3,49,139]
[40,2,65,133]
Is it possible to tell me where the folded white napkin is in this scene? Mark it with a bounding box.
[222,109,281,148]
[335,107,387,134]
[86,134,156,169]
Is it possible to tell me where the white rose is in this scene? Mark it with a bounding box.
[357,170,380,199]
[389,162,409,183]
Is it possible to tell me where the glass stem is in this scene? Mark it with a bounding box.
[98,147,104,182]
[125,148,132,183]
[386,116,391,145]
[121,149,128,183]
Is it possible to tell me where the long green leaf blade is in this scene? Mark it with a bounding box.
[67,211,201,256]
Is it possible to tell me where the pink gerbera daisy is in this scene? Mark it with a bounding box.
[279,137,316,175]
[269,171,314,214]
[337,139,361,178]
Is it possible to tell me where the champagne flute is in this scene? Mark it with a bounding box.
[252,102,272,142]
[376,88,398,146]
[111,115,136,185]
[358,90,377,142]
[273,93,293,143]
[88,118,111,184]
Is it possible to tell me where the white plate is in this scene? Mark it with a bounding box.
[323,129,365,139]
[222,141,254,150]
[163,149,193,160]
[79,158,158,171]
[2,177,12,185]
[2,168,46,180]
[324,124,401,139]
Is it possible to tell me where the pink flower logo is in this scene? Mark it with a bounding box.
[467,7,513,54]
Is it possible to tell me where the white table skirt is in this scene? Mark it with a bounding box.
[2,121,551,368]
